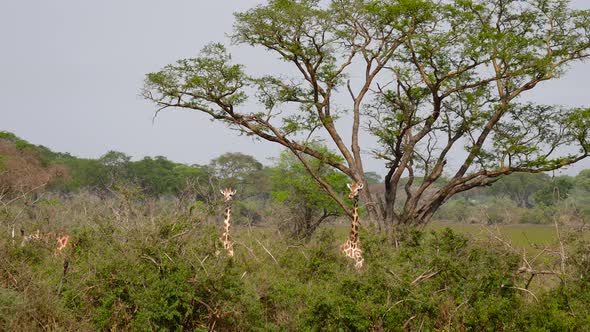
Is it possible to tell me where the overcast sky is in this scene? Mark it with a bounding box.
[1,0,589,176]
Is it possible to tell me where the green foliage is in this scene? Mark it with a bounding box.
[270,148,348,238]
[518,205,555,225]
[576,169,590,192]
[51,151,210,197]
[144,43,248,120]
[487,173,551,208]
[435,171,590,224]
[434,198,475,223]
[515,236,590,330]
[56,157,106,190]
[209,152,264,190]
[0,131,69,165]
[0,131,37,151]
[364,171,382,184]
[129,156,183,196]
[533,176,575,206]
[2,198,590,331]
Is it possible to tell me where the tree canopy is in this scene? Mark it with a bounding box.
[144,0,590,226]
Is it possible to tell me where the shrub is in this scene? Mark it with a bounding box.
[2,200,589,331]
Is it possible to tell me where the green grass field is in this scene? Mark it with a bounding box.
[426,222,589,258]
[427,223,563,249]
[314,221,588,252]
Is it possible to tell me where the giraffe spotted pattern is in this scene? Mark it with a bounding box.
[220,188,236,257]
[341,182,364,269]
[21,229,70,255]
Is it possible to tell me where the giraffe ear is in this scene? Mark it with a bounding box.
[231,189,237,195]
[220,189,225,195]
[346,183,352,190]
[358,183,364,190]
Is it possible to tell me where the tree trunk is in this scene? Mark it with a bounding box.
[359,180,383,224]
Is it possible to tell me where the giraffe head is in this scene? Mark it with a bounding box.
[347,182,363,199]
[220,188,237,202]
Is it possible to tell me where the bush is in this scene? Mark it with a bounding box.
[2,200,589,330]
[436,196,523,224]
[519,205,555,224]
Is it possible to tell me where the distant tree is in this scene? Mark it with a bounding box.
[174,164,210,183]
[488,173,550,208]
[55,158,106,192]
[0,131,67,165]
[0,139,67,199]
[270,147,348,239]
[0,132,111,194]
[0,131,40,153]
[209,152,266,194]
[576,169,590,192]
[364,171,382,185]
[572,169,590,219]
[209,153,262,181]
[144,0,590,227]
[100,151,131,185]
[100,150,131,167]
[129,156,183,197]
[533,175,575,206]
[171,163,211,205]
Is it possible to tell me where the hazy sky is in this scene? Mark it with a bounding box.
[1,0,589,175]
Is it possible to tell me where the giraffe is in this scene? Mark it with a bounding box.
[20,228,42,246]
[220,188,236,257]
[20,228,70,255]
[341,182,364,270]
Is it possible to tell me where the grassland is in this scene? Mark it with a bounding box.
[326,220,585,251]
[429,223,557,248]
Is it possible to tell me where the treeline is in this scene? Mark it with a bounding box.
[0,131,264,197]
[2,131,590,228]
[0,132,356,238]
[0,132,210,197]
[438,172,590,225]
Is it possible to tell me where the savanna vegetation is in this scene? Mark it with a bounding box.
[2,131,590,330]
[4,0,590,330]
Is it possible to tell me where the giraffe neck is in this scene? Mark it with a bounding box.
[221,203,234,256]
[341,189,364,269]
[224,205,232,233]
[349,197,359,244]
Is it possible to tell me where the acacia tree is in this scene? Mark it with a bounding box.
[144,0,590,226]
[209,153,263,186]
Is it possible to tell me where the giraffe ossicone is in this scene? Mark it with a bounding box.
[220,188,236,257]
[341,181,364,270]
